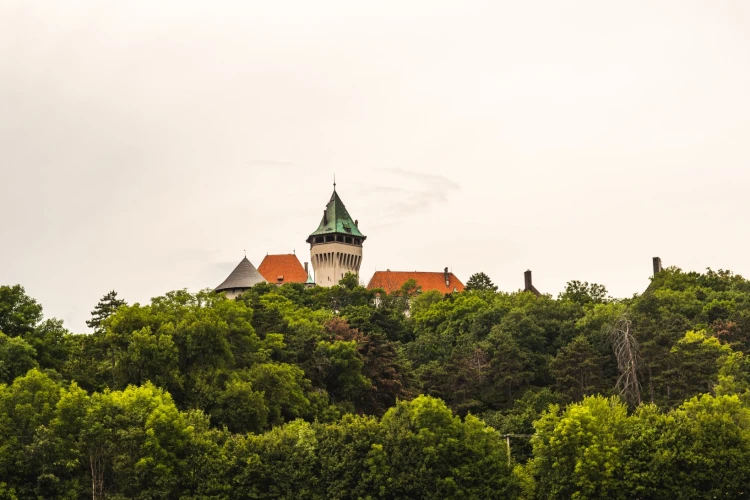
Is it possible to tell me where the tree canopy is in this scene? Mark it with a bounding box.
[2,265,750,497]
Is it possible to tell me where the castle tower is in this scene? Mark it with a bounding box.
[215,256,267,299]
[307,184,366,286]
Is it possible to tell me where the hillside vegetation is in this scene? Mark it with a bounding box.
[2,267,750,498]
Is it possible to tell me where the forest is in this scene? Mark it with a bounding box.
[2,267,750,499]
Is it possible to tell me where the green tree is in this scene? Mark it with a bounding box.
[0,332,38,384]
[211,375,268,433]
[652,394,750,499]
[481,388,559,464]
[314,339,370,407]
[487,327,536,405]
[0,369,62,498]
[378,395,520,499]
[315,414,384,498]
[228,419,321,499]
[0,285,43,338]
[246,363,312,427]
[338,272,360,289]
[549,335,606,402]
[114,326,182,390]
[24,318,71,372]
[86,290,126,332]
[324,318,410,414]
[559,281,609,306]
[66,383,224,499]
[527,396,629,499]
[662,330,729,404]
[465,272,498,292]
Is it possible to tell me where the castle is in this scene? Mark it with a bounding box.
[306,183,366,286]
[215,184,665,298]
[215,183,465,298]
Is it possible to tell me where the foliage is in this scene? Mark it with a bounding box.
[465,272,498,292]
[86,290,127,333]
[0,332,38,384]
[549,335,606,403]
[0,285,43,337]
[526,393,750,499]
[2,264,750,496]
[528,396,630,499]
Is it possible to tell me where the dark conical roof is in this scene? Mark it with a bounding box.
[307,188,365,242]
[215,257,267,291]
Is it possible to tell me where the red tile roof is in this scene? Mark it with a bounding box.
[258,254,309,284]
[367,270,465,294]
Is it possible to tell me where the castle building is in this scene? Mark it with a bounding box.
[307,185,366,287]
[258,253,311,285]
[215,256,266,299]
[367,267,464,294]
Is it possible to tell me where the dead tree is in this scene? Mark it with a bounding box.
[610,313,642,407]
[89,449,105,500]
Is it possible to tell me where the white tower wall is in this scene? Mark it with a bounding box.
[310,242,363,286]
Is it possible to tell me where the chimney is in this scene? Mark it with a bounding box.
[444,267,450,286]
[653,257,662,277]
[524,270,541,296]
[304,262,309,275]
[355,219,359,227]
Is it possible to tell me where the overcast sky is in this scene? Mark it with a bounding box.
[2,0,750,332]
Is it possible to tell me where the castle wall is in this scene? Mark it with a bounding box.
[310,242,363,286]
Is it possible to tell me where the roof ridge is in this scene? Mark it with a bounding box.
[374,270,456,274]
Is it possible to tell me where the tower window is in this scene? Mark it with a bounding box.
[315,237,323,243]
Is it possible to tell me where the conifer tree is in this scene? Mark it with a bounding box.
[86,291,126,332]
[466,272,498,292]
[550,335,606,403]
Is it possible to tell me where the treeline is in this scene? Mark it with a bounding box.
[0,372,517,499]
[1,267,750,498]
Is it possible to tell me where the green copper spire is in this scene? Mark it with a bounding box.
[307,189,366,242]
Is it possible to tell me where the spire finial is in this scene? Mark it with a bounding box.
[333,173,336,191]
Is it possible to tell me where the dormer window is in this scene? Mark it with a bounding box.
[277,275,284,283]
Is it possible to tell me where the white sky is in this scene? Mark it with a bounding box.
[2,0,749,332]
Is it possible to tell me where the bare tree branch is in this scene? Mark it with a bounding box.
[609,313,642,407]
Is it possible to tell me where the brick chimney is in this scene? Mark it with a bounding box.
[444,267,450,287]
[653,257,662,277]
[524,270,541,296]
